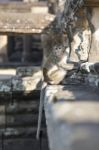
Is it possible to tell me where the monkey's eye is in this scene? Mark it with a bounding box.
[59,46,62,50]
[54,46,58,50]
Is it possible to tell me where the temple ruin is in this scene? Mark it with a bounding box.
[0,0,98,150]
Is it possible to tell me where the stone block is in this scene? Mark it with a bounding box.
[12,76,41,92]
[6,101,39,115]
[44,85,99,150]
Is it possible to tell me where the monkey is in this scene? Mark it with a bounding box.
[36,0,87,140]
[36,0,70,139]
[41,30,71,84]
[36,28,73,140]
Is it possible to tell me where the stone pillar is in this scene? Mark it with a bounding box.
[22,35,32,63]
[0,35,8,63]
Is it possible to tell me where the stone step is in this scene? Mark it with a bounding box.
[4,138,49,150]
[6,101,39,115]
[0,132,49,150]
[12,90,40,100]
[0,67,42,100]
[3,127,47,139]
[6,113,45,128]
[0,128,44,139]
[0,100,40,116]
[0,113,45,128]
[0,91,40,103]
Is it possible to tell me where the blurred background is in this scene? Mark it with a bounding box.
[0,0,56,66]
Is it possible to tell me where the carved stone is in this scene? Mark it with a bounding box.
[70,8,92,62]
[0,67,42,93]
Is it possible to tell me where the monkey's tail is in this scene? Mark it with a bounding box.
[36,80,47,140]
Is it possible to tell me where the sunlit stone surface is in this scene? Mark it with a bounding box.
[12,76,42,92]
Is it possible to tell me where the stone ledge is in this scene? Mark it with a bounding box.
[0,67,42,93]
[0,12,55,34]
[12,76,42,92]
[16,66,42,77]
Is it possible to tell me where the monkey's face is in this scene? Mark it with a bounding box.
[41,31,69,84]
[41,32,68,56]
